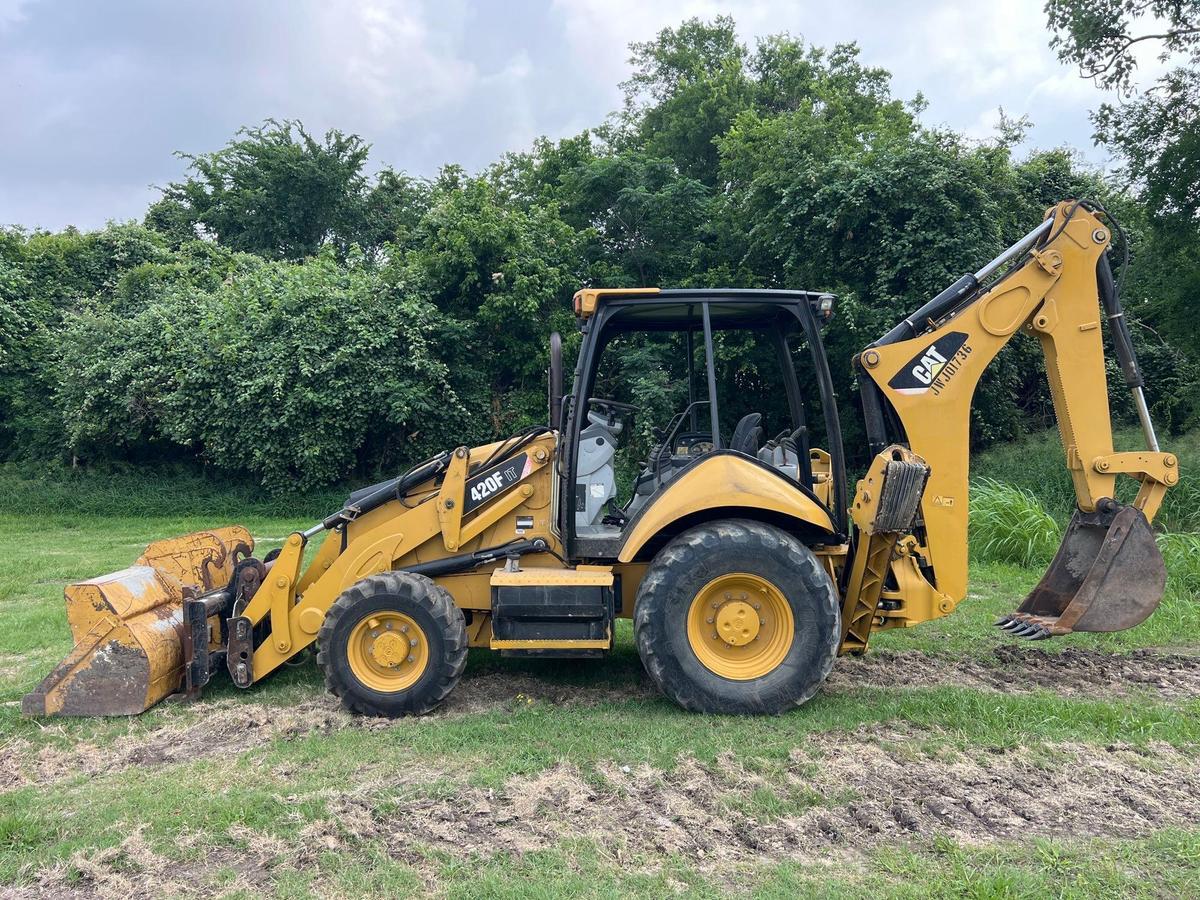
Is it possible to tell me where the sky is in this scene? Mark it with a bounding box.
[0,0,1138,231]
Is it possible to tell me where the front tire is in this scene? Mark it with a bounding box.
[317,571,467,717]
[634,519,839,714]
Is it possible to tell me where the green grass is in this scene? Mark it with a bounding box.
[1159,532,1200,597]
[969,478,1062,566]
[1,451,1199,897]
[973,426,1200,532]
[758,829,1200,898]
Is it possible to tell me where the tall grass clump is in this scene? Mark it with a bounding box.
[1158,532,1200,598]
[969,478,1062,566]
[973,427,1200,532]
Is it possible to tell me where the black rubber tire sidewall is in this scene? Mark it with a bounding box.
[317,572,467,718]
[634,519,839,714]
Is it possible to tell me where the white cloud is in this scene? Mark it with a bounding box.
[551,0,749,102]
[0,0,1168,229]
[0,0,34,32]
[310,0,478,129]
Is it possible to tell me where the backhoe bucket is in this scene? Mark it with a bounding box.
[995,504,1165,639]
[22,526,253,716]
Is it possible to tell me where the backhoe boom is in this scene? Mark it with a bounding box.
[855,200,1176,637]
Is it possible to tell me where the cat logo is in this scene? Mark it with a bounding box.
[888,332,971,396]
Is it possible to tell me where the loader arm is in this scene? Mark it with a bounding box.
[855,201,1177,634]
[234,439,557,687]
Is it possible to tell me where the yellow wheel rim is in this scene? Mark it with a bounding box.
[686,573,794,680]
[346,611,430,692]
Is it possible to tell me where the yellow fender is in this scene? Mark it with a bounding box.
[617,454,835,563]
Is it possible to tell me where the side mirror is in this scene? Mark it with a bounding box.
[548,332,563,430]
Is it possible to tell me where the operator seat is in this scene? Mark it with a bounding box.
[730,412,764,456]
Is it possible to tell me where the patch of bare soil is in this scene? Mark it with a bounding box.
[0,670,652,795]
[16,724,1200,895]
[4,646,1195,797]
[0,696,358,794]
[310,724,1200,873]
[12,827,280,900]
[828,645,1200,701]
[439,668,656,716]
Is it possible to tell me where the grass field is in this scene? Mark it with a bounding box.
[0,432,1197,898]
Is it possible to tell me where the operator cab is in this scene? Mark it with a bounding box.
[557,290,846,559]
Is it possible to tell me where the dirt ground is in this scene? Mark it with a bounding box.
[6,644,1199,897]
[18,723,1200,897]
[4,645,1198,796]
[826,644,1200,700]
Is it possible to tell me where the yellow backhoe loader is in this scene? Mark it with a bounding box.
[24,200,1178,717]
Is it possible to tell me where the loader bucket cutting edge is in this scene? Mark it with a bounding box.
[994,505,1165,639]
[21,526,253,717]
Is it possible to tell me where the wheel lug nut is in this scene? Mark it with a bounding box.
[706,617,714,624]
[407,655,414,663]
[410,639,418,647]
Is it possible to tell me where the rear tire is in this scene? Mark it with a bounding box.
[634,519,839,714]
[317,571,467,717]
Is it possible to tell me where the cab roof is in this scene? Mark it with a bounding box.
[572,287,835,329]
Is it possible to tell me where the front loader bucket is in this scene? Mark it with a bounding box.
[995,505,1165,639]
[22,526,253,717]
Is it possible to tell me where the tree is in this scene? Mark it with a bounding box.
[1047,0,1200,223]
[58,247,462,490]
[150,119,371,260]
[1047,0,1200,429]
[398,174,584,437]
[620,16,752,185]
[0,223,172,460]
[558,151,711,286]
[353,168,434,255]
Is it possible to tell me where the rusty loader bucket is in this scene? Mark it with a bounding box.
[22,526,253,716]
[995,501,1166,640]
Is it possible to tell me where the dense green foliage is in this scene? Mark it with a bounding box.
[2,17,1196,490]
[1048,0,1200,356]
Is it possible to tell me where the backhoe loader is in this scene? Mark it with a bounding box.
[24,200,1178,717]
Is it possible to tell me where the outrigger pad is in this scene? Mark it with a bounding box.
[995,504,1165,639]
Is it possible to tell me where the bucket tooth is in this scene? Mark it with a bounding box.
[22,526,253,717]
[996,504,1165,640]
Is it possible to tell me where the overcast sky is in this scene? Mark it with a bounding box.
[0,0,1131,232]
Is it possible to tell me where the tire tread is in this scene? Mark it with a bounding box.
[633,519,839,714]
[317,571,467,717]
